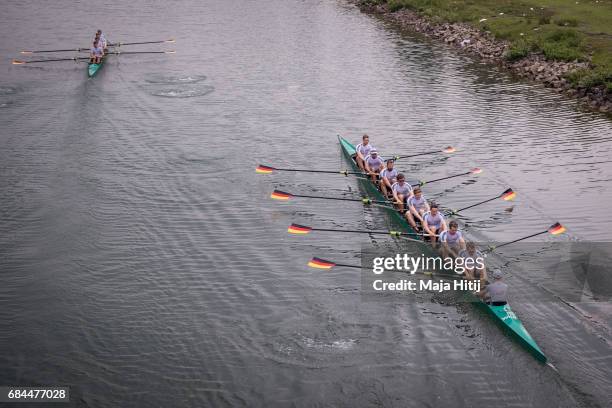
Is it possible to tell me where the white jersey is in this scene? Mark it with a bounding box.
[365,154,384,171]
[408,195,428,212]
[356,143,373,158]
[440,230,463,246]
[380,168,398,182]
[392,181,412,196]
[424,211,445,229]
[458,249,484,264]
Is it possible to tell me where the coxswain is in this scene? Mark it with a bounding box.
[480,269,508,306]
[405,186,429,230]
[355,134,374,171]
[379,159,398,197]
[391,173,413,213]
[364,149,384,183]
[90,40,103,64]
[439,220,466,258]
[422,203,446,244]
[458,241,487,282]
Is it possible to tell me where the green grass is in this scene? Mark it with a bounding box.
[379,0,612,92]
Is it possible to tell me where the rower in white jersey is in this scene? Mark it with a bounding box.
[391,173,413,213]
[364,149,384,183]
[355,134,374,171]
[459,241,487,282]
[405,186,429,230]
[96,30,108,50]
[379,159,398,197]
[480,269,508,306]
[90,40,103,64]
[422,203,446,244]
[439,220,466,258]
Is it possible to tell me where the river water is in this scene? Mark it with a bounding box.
[1,0,611,407]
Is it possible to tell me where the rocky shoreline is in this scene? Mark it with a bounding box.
[357,2,611,114]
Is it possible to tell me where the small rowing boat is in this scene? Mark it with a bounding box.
[12,38,176,79]
[338,135,548,363]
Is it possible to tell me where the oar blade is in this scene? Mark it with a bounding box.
[548,222,566,235]
[501,188,516,201]
[470,167,482,174]
[256,165,274,174]
[288,224,312,234]
[443,146,456,153]
[271,190,292,200]
[308,257,336,269]
[11,59,25,65]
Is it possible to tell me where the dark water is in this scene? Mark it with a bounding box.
[1,0,611,407]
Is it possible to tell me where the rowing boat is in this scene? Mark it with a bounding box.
[87,53,105,78]
[338,135,547,363]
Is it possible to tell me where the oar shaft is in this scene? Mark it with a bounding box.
[310,227,422,236]
[110,39,175,46]
[271,167,362,175]
[334,262,361,269]
[494,230,547,249]
[21,48,89,54]
[109,51,175,55]
[395,149,441,160]
[13,57,89,64]
[291,193,387,204]
[415,171,470,187]
[453,195,499,213]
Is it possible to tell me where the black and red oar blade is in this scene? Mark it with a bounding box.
[288,224,312,234]
[270,190,292,200]
[501,188,516,201]
[470,167,482,174]
[256,165,275,174]
[308,257,336,269]
[443,146,456,153]
[548,222,566,235]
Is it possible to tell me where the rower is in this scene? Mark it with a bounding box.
[422,203,446,244]
[379,159,398,197]
[90,40,103,64]
[439,220,466,258]
[96,30,108,50]
[480,269,508,306]
[391,173,413,213]
[459,241,487,282]
[405,186,429,230]
[355,134,373,171]
[364,149,384,183]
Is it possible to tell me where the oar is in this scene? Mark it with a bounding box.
[109,39,175,46]
[271,190,388,204]
[20,48,89,54]
[412,168,482,187]
[256,165,363,176]
[108,50,176,55]
[445,188,516,215]
[12,57,90,64]
[308,257,360,269]
[487,222,566,252]
[287,223,433,237]
[392,146,455,161]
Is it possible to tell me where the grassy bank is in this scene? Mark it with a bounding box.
[365,0,612,93]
